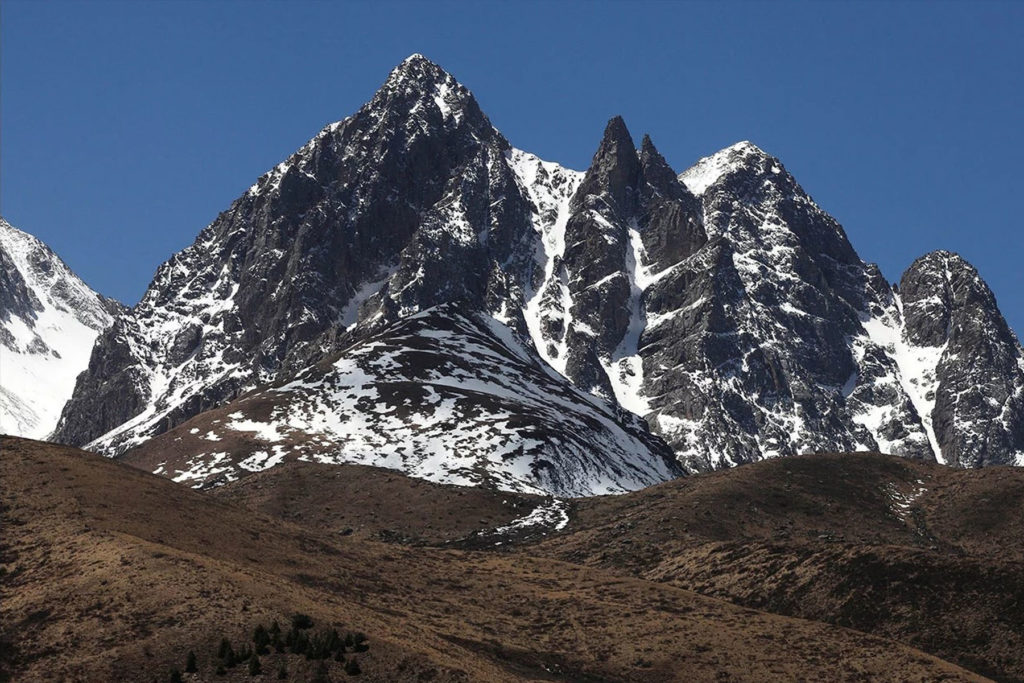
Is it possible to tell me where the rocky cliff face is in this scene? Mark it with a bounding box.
[899,252,1024,467]
[54,55,540,452]
[53,55,1024,487]
[0,218,119,438]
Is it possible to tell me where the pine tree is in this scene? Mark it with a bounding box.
[248,655,262,676]
[170,669,183,683]
[344,657,361,675]
[185,650,197,673]
[311,660,331,683]
[253,624,270,654]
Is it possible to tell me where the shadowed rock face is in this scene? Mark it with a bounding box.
[901,251,1024,467]
[51,54,1024,482]
[53,55,539,452]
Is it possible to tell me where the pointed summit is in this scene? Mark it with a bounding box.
[639,134,688,198]
[576,116,642,215]
[899,250,1024,467]
[385,53,450,87]
[678,140,780,196]
[368,54,487,130]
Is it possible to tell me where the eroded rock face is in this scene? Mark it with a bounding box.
[54,55,540,452]
[54,54,1024,485]
[901,252,1024,467]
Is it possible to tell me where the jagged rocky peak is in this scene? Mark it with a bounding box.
[900,250,1010,348]
[54,54,538,452]
[640,138,944,470]
[899,250,1024,468]
[574,116,643,215]
[639,134,684,196]
[559,118,706,405]
[47,54,1024,482]
[678,140,775,196]
[366,53,491,134]
[0,218,118,438]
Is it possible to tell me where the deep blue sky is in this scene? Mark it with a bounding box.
[2,1,1022,335]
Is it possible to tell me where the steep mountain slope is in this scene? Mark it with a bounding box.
[54,53,1024,476]
[54,54,544,452]
[120,305,682,496]
[899,251,1024,467]
[532,452,1024,681]
[0,437,989,682]
[0,218,118,438]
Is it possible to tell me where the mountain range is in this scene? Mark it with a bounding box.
[2,54,1023,495]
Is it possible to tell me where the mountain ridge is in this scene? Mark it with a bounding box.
[45,54,1024,488]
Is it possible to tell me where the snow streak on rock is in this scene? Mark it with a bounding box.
[508,148,583,376]
[151,306,682,496]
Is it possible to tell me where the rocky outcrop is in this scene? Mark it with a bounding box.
[900,251,1024,467]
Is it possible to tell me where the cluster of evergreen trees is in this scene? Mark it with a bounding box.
[168,614,367,680]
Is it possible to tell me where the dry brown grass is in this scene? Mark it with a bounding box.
[0,437,987,682]
[532,453,1024,682]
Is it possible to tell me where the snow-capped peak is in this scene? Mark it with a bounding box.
[678,140,773,195]
[0,218,117,438]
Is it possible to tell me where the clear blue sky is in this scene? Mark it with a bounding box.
[2,1,1022,335]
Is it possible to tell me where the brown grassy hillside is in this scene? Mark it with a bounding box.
[531,453,1024,681]
[0,437,985,682]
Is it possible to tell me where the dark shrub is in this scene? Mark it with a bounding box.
[292,614,314,630]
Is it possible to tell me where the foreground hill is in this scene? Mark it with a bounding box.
[185,449,1024,681]
[0,437,984,682]
[118,306,681,496]
[531,453,1024,681]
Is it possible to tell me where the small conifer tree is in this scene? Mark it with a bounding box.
[345,657,361,675]
[248,655,262,676]
[185,650,197,673]
[312,660,331,683]
[170,669,183,683]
